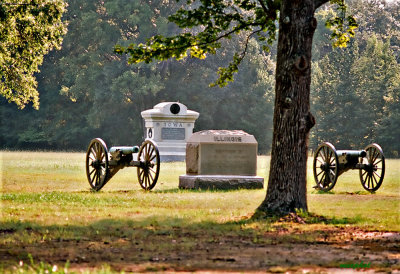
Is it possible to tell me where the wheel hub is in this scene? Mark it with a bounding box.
[364,163,375,173]
[91,160,101,169]
[320,162,330,171]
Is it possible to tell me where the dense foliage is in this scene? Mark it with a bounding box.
[0,0,67,109]
[0,0,399,157]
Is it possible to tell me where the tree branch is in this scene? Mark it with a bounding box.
[257,0,269,14]
[238,28,264,61]
[210,28,265,87]
[120,21,258,61]
[198,24,256,47]
[259,0,279,22]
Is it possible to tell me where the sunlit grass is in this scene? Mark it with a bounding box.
[1,151,399,231]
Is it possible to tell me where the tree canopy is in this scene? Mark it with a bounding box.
[0,0,398,164]
[0,0,66,109]
[115,0,357,87]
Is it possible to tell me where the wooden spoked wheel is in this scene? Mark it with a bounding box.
[360,143,385,192]
[86,138,109,191]
[137,140,160,190]
[313,142,339,191]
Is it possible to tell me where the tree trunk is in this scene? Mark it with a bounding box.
[257,0,320,214]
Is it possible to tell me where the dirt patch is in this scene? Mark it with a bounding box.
[1,226,399,272]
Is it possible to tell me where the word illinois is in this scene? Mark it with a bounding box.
[214,136,242,142]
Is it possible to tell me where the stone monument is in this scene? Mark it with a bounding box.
[141,102,199,162]
[179,130,264,189]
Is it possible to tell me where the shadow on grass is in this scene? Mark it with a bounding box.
[311,190,335,194]
[0,213,396,272]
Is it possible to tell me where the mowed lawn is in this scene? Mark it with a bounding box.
[0,151,399,272]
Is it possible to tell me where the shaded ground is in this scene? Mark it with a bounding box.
[1,220,399,273]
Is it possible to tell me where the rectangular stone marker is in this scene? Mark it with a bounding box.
[200,144,256,175]
[180,130,264,189]
[161,127,185,140]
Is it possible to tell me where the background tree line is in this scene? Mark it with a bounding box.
[1,0,399,157]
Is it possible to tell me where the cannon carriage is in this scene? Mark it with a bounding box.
[85,138,160,191]
[313,142,385,192]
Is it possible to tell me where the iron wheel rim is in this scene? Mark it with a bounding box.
[313,142,338,192]
[360,143,385,192]
[86,138,109,191]
[137,140,160,190]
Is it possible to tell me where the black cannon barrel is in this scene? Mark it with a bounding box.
[336,150,367,159]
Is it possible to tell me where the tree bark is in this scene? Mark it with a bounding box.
[257,0,322,214]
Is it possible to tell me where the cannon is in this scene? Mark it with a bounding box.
[313,142,385,192]
[85,138,160,191]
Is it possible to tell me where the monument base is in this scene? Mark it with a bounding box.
[179,175,264,190]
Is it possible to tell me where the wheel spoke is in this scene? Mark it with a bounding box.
[317,169,324,177]
[324,149,329,162]
[149,145,154,161]
[94,143,99,157]
[317,158,324,165]
[150,154,157,162]
[91,147,96,158]
[374,159,382,165]
[370,175,374,188]
[327,150,333,164]
[372,173,378,186]
[372,148,380,163]
[369,148,377,163]
[327,148,331,162]
[95,169,100,186]
[361,170,367,178]
[91,170,98,184]
[373,170,381,178]
[142,171,147,186]
[367,150,373,163]
[320,173,326,185]
[148,171,154,183]
[142,148,146,162]
[139,168,144,181]
[145,144,149,159]
[325,147,330,161]
[318,150,324,162]
[148,146,154,158]
[322,147,327,162]
[97,148,102,160]
[329,169,336,181]
[89,168,96,176]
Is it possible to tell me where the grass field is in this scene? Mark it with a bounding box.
[1,151,399,273]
